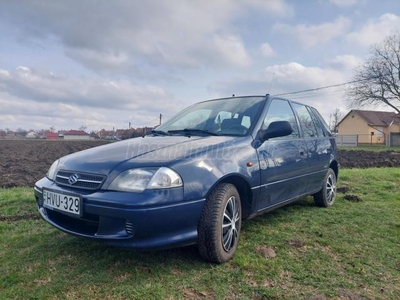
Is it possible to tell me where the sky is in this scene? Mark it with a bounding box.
[0,0,399,132]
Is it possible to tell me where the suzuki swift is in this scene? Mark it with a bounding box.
[34,95,339,263]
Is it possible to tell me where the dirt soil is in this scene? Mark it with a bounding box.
[0,140,109,188]
[0,140,399,188]
[337,149,400,168]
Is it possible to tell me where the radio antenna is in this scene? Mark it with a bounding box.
[267,72,275,94]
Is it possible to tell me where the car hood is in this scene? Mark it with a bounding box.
[57,136,241,175]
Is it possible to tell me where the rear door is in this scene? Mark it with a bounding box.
[291,103,332,193]
[256,99,309,210]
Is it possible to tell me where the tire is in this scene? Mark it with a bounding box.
[314,168,337,207]
[198,183,242,263]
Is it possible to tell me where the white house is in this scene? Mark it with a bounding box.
[26,130,38,139]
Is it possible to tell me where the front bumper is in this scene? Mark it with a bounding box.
[34,177,205,249]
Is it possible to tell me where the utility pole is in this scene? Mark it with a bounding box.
[129,122,131,139]
[159,114,162,126]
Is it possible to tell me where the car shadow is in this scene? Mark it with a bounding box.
[30,196,317,272]
[43,233,207,269]
[241,196,318,229]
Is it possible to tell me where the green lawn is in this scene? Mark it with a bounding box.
[1,168,399,299]
[338,145,400,152]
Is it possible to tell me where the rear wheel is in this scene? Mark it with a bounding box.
[314,168,337,207]
[198,183,242,263]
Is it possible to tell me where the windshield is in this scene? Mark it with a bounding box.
[155,96,266,136]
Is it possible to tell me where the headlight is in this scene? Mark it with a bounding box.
[108,167,183,192]
[46,159,59,181]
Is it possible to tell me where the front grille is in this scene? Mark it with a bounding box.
[55,170,106,190]
[46,209,99,235]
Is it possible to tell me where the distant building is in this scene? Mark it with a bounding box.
[115,129,127,139]
[98,129,115,140]
[58,130,66,139]
[98,127,154,140]
[337,110,400,145]
[115,129,137,140]
[15,130,28,138]
[90,132,100,139]
[0,131,6,139]
[46,132,59,140]
[135,126,153,137]
[26,130,38,139]
[63,130,91,140]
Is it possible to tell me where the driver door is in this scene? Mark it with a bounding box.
[256,99,309,210]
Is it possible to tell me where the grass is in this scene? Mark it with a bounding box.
[1,168,399,299]
[338,145,400,152]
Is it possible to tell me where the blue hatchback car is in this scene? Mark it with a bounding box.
[34,95,339,263]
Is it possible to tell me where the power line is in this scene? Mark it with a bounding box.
[288,87,347,99]
[289,90,347,100]
[273,79,364,97]
[274,72,394,97]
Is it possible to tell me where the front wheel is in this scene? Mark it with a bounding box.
[314,168,337,207]
[198,183,242,263]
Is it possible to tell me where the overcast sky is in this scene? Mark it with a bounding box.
[0,0,399,132]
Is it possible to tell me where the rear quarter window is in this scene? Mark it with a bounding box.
[310,107,332,136]
[291,103,318,138]
[308,107,326,137]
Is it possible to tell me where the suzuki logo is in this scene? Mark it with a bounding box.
[68,174,80,185]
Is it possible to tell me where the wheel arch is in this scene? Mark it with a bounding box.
[330,160,339,179]
[208,175,253,219]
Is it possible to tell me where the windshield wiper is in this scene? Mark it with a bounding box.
[168,128,219,136]
[146,130,170,136]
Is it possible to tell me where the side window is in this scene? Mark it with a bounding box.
[263,99,300,138]
[308,107,325,137]
[310,107,331,135]
[292,103,318,138]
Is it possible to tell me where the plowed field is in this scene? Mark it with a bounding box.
[0,140,109,188]
[0,140,399,188]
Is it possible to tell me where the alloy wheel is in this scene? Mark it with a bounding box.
[222,196,240,252]
[326,173,337,204]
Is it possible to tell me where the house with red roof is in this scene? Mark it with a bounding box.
[46,132,59,140]
[63,130,91,140]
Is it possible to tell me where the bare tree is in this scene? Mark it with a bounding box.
[15,127,27,137]
[329,108,342,133]
[346,33,400,113]
[79,125,87,132]
[37,129,47,135]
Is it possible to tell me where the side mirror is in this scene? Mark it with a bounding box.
[260,121,293,141]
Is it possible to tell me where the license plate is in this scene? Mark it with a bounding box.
[43,189,81,216]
